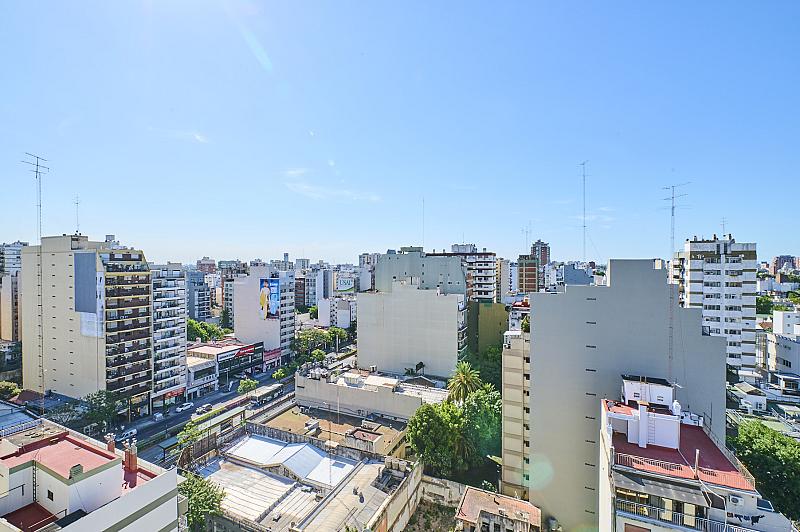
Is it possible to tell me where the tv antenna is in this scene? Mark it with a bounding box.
[663,182,689,383]
[521,222,531,253]
[580,161,588,262]
[74,194,80,234]
[22,153,49,415]
[721,217,727,237]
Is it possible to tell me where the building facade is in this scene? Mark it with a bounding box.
[374,247,467,296]
[150,263,188,410]
[517,254,538,295]
[185,270,211,322]
[530,239,550,292]
[196,256,216,274]
[22,234,155,416]
[502,259,728,530]
[429,244,496,302]
[672,234,758,372]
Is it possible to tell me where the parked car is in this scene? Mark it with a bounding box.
[175,402,194,413]
[233,372,247,380]
[115,428,137,443]
[153,412,164,422]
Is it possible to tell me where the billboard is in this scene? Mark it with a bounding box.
[259,278,280,319]
[336,275,355,293]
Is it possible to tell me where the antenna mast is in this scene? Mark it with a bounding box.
[74,194,80,234]
[663,182,689,383]
[22,153,49,415]
[580,161,588,262]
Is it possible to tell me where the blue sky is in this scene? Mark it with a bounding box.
[1,1,798,264]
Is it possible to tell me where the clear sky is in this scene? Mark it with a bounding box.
[1,1,798,265]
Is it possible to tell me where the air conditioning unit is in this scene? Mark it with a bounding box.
[729,495,743,505]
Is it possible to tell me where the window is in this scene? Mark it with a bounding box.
[47,490,53,501]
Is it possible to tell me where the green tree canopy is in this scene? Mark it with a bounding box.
[463,345,502,392]
[347,319,357,341]
[521,315,530,333]
[83,390,121,431]
[447,361,482,404]
[220,309,232,329]
[237,378,258,395]
[329,326,348,348]
[756,295,774,315]
[406,403,464,477]
[0,381,21,400]
[187,319,227,342]
[308,305,318,319]
[178,472,225,531]
[310,349,326,362]
[731,420,800,519]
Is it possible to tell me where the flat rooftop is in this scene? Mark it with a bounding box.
[265,406,404,448]
[3,502,57,532]
[1,433,117,479]
[186,355,215,369]
[612,425,754,492]
[457,486,541,527]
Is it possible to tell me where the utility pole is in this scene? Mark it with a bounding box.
[580,161,588,262]
[663,182,689,383]
[22,153,49,415]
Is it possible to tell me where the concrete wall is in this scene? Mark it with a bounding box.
[525,259,727,531]
[357,282,465,379]
[468,301,508,354]
[419,475,467,507]
[233,266,295,357]
[0,275,18,341]
[374,251,466,295]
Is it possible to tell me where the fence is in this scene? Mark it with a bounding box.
[615,499,757,532]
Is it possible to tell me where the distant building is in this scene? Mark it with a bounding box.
[429,244,497,302]
[295,257,310,271]
[455,486,541,532]
[672,234,758,374]
[318,296,356,329]
[188,338,267,388]
[150,263,188,408]
[233,266,295,363]
[374,247,466,296]
[294,276,307,309]
[218,260,248,327]
[358,279,466,378]
[0,241,28,275]
[185,269,211,322]
[0,241,27,342]
[599,374,793,531]
[516,254,538,294]
[196,256,216,274]
[771,254,797,275]
[495,258,512,303]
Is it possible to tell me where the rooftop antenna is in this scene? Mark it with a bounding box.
[521,222,531,253]
[421,196,425,250]
[663,182,689,384]
[580,161,588,262]
[74,194,80,234]
[22,153,49,417]
[721,217,727,237]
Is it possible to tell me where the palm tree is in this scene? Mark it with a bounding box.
[447,361,482,404]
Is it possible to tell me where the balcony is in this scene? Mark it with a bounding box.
[107,373,152,392]
[106,287,150,298]
[107,350,151,368]
[105,277,150,287]
[105,263,150,273]
[117,383,151,398]
[106,298,149,310]
[108,362,151,380]
[106,329,151,344]
[106,342,149,356]
[615,500,756,532]
[106,320,150,333]
[106,308,149,321]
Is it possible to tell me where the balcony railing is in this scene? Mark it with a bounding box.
[106,287,150,298]
[116,383,151,398]
[106,320,150,333]
[107,373,152,392]
[107,351,151,369]
[616,500,756,532]
[108,362,151,380]
[614,452,753,491]
[105,264,150,273]
[106,298,149,309]
[106,342,149,357]
[107,329,151,344]
[105,277,150,286]
[107,308,150,321]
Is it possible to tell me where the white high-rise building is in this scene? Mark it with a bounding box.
[501,259,727,530]
[150,263,188,409]
[429,244,496,302]
[0,241,28,275]
[672,234,758,372]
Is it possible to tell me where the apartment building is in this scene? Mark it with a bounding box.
[184,270,211,322]
[295,258,311,271]
[530,240,549,292]
[773,310,800,335]
[232,266,295,364]
[219,260,248,327]
[672,234,758,372]
[501,259,727,530]
[358,279,467,378]
[517,255,538,294]
[599,375,793,531]
[196,256,216,274]
[0,414,185,531]
[770,255,797,275]
[0,242,27,342]
[318,296,356,329]
[429,244,497,302]
[150,263,187,410]
[374,247,467,296]
[0,242,28,275]
[303,266,325,307]
[21,234,156,416]
[496,258,512,303]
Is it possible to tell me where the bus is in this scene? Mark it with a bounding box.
[249,383,285,407]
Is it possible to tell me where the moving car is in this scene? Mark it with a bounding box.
[115,428,137,443]
[175,402,194,413]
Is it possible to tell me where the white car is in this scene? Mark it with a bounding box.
[175,402,194,413]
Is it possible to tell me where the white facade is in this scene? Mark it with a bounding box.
[429,244,496,302]
[773,310,800,335]
[318,297,355,329]
[233,266,295,359]
[374,247,466,296]
[150,263,188,408]
[357,280,466,378]
[505,259,727,530]
[0,242,27,276]
[0,275,19,341]
[673,235,758,369]
[303,267,325,307]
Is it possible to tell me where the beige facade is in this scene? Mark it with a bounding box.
[0,275,19,341]
[357,279,467,379]
[503,259,727,531]
[501,329,530,500]
[21,235,154,414]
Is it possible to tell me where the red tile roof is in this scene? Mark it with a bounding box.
[456,487,541,527]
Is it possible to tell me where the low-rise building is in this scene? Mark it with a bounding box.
[599,374,793,531]
[318,296,356,329]
[455,486,541,532]
[186,355,217,400]
[187,339,267,391]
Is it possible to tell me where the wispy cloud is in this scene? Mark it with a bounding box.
[571,212,615,223]
[283,168,309,177]
[148,127,209,144]
[285,181,380,203]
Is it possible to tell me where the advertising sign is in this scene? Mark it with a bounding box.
[235,345,255,357]
[263,348,282,363]
[259,278,280,319]
[336,276,355,293]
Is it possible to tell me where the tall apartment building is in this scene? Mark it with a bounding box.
[770,254,797,275]
[270,252,293,272]
[672,234,758,372]
[531,240,550,292]
[303,266,325,307]
[219,260,248,327]
[374,247,467,296]
[185,269,211,322]
[429,244,496,302]
[0,241,27,342]
[501,259,727,530]
[295,257,310,271]
[516,254,538,294]
[0,241,28,275]
[21,235,155,416]
[495,258,511,303]
[358,279,467,378]
[196,256,216,274]
[599,374,793,531]
[233,266,295,364]
[358,252,380,269]
[150,263,188,409]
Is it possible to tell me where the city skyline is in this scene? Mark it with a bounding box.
[2,1,799,263]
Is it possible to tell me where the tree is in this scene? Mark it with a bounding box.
[347,319,357,341]
[521,315,530,333]
[462,385,502,458]
[272,368,288,380]
[309,305,318,319]
[177,421,202,448]
[406,403,461,477]
[178,472,225,531]
[756,295,774,315]
[310,349,326,363]
[83,391,121,431]
[731,421,800,519]
[447,361,482,404]
[0,381,21,400]
[220,309,232,329]
[237,378,258,395]
[329,326,347,349]
[187,319,209,342]
[463,345,501,392]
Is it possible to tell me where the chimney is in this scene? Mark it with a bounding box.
[105,433,115,453]
[123,440,138,473]
[693,449,700,479]
[638,404,649,448]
